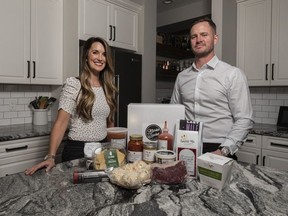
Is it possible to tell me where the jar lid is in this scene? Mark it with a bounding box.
[129,134,143,140]
[155,150,176,159]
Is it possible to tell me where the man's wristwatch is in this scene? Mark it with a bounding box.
[218,146,230,157]
[44,154,55,161]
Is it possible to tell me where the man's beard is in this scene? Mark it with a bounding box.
[192,44,214,58]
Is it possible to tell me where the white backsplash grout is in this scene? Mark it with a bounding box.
[156,85,288,125]
[0,84,53,126]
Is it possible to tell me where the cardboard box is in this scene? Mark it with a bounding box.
[127,103,185,143]
[175,120,203,178]
[197,153,234,190]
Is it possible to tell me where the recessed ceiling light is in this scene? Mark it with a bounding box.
[162,0,173,4]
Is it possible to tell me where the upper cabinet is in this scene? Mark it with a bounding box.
[79,0,140,51]
[0,0,64,85]
[237,0,288,86]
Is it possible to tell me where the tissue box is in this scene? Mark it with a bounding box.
[197,153,234,190]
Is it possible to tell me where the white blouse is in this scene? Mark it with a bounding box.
[59,77,110,142]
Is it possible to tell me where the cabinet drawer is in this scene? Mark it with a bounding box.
[243,134,262,148]
[0,136,50,160]
[262,136,288,153]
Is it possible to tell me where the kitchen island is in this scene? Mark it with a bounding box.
[0,159,288,216]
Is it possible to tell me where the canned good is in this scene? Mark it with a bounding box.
[143,142,157,163]
[155,150,176,164]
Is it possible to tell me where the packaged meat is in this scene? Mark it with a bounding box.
[151,160,188,184]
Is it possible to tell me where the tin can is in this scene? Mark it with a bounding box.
[143,142,157,163]
[73,170,109,184]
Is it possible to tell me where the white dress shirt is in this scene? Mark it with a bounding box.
[170,55,254,154]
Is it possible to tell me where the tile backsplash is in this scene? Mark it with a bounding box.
[0,84,54,126]
[156,82,288,125]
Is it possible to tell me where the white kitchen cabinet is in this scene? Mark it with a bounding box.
[0,0,64,85]
[79,0,139,51]
[237,0,288,86]
[0,136,65,177]
[236,134,262,165]
[262,136,288,171]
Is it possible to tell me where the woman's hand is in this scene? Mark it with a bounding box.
[25,159,55,176]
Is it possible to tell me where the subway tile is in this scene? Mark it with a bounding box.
[0,119,10,126]
[255,111,269,118]
[262,106,276,112]
[11,118,25,125]
[255,99,269,105]
[262,118,277,124]
[269,100,284,106]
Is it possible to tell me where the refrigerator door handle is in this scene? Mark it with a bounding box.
[115,74,120,126]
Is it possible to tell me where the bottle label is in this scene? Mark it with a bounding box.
[158,140,168,150]
[127,151,142,163]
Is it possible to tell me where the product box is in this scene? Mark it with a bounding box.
[197,153,234,190]
[127,103,185,143]
[175,120,203,178]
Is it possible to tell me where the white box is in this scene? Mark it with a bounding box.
[197,153,234,190]
[127,103,185,143]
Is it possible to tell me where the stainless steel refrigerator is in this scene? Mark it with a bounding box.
[79,40,142,127]
[112,48,142,127]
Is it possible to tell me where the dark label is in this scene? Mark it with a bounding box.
[104,149,119,168]
[145,124,162,141]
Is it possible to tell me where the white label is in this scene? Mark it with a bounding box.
[178,148,196,177]
[127,151,142,163]
[143,149,157,162]
[158,139,168,150]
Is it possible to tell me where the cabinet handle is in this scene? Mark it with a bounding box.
[109,25,112,40]
[262,156,266,166]
[33,61,36,78]
[246,139,253,143]
[27,61,30,78]
[271,63,274,80]
[256,155,259,165]
[6,145,28,152]
[265,64,268,80]
[270,142,288,148]
[113,26,116,41]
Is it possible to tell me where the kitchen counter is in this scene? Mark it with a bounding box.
[0,159,288,216]
[0,123,287,143]
[0,123,53,142]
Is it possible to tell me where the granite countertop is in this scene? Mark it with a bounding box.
[0,123,54,142]
[0,159,288,216]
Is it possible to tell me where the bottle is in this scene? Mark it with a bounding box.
[127,134,143,163]
[157,121,174,151]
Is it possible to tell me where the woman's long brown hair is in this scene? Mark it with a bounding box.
[76,37,118,123]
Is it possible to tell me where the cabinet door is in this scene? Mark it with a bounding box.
[262,136,288,153]
[30,0,63,85]
[237,0,271,86]
[262,149,288,171]
[270,0,288,85]
[111,4,138,51]
[0,0,31,84]
[236,146,262,165]
[78,0,110,41]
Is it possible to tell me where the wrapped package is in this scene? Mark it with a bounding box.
[151,160,188,184]
[107,160,152,189]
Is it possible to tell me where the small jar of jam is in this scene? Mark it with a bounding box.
[127,134,143,163]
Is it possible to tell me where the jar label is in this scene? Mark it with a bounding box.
[127,151,142,163]
[143,149,157,162]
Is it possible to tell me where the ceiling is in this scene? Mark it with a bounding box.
[157,0,203,13]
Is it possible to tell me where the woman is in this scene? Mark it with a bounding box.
[25,37,118,175]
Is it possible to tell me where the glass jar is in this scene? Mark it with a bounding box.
[143,142,157,164]
[127,134,143,163]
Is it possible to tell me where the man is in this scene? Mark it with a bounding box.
[170,18,254,158]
